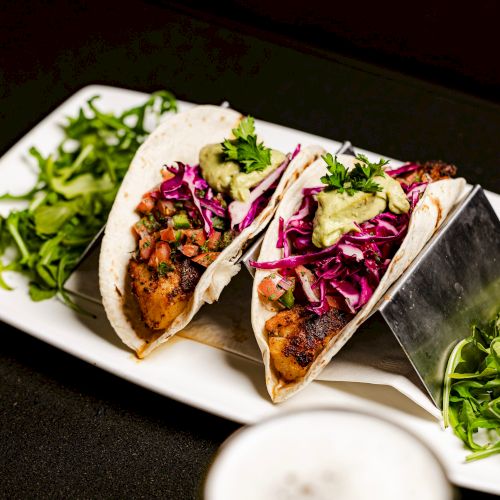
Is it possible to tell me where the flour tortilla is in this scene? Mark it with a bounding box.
[251,154,466,402]
[99,105,324,357]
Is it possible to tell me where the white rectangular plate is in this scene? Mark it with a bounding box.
[1,85,500,495]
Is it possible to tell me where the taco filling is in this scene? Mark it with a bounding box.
[252,155,457,384]
[129,116,298,330]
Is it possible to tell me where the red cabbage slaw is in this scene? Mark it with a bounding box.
[251,164,427,315]
[159,145,301,236]
[161,163,223,235]
[385,162,421,178]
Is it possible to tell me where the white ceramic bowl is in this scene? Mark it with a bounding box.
[204,408,452,500]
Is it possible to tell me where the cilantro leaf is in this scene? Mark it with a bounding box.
[321,153,388,196]
[320,153,348,191]
[157,261,173,277]
[233,115,255,141]
[221,139,239,162]
[221,116,271,173]
[351,154,388,183]
[236,135,271,172]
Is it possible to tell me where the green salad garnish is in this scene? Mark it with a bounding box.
[0,90,177,311]
[443,309,500,461]
[321,153,389,195]
[222,116,271,173]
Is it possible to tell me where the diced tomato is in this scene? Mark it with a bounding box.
[136,195,155,214]
[180,244,199,257]
[156,241,171,261]
[257,273,286,301]
[156,199,176,216]
[160,227,179,243]
[192,252,220,267]
[182,229,206,246]
[148,241,171,268]
[206,231,222,251]
[139,235,155,260]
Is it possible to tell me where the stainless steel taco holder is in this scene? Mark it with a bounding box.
[377,183,500,408]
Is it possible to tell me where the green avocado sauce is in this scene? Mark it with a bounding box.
[312,173,410,248]
[199,143,285,202]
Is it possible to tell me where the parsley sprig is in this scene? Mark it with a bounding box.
[157,262,173,277]
[222,116,271,174]
[320,153,389,196]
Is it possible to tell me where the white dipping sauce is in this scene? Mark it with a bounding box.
[204,409,452,500]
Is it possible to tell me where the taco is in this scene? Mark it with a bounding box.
[99,105,323,357]
[251,153,466,402]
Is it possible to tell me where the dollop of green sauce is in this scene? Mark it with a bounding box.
[199,143,285,202]
[312,173,410,248]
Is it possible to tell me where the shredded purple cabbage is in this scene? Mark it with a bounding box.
[199,197,227,217]
[158,145,300,237]
[291,144,301,159]
[239,194,269,231]
[160,163,225,236]
[252,176,429,315]
[160,164,190,200]
[385,162,421,178]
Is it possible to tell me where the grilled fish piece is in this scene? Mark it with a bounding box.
[128,257,202,330]
[266,305,352,382]
[399,160,457,185]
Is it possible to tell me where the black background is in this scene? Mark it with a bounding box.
[1,1,499,498]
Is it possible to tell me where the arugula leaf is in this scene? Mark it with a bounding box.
[321,153,389,196]
[443,310,500,461]
[29,283,57,301]
[0,91,177,308]
[33,201,81,235]
[221,116,271,173]
[0,259,17,291]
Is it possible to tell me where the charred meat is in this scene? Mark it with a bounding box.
[398,160,457,185]
[129,174,235,331]
[266,305,352,382]
[257,156,458,384]
[129,258,201,330]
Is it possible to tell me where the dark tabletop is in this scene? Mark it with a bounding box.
[1,1,499,498]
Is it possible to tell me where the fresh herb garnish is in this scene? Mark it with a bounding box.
[222,116,271,174]
[320,153,389,196]
[157,262,173,277]
[443,310,500,462]
[144,214,161,232]
[0,91,177,310]
[212,216,227,231]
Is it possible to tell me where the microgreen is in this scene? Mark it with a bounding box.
[0,91,177,310]
[443,310,500,461]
